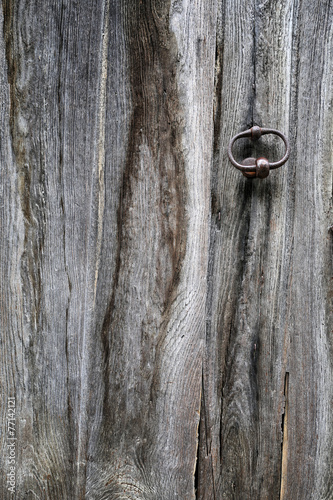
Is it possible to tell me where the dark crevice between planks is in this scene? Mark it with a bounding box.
[213,41,223,156]
[279,371,289,500]
[249,0,257,129]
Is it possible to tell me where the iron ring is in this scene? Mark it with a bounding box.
[227,126,290,178]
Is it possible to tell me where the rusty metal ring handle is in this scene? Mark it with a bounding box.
[228,126,290,178]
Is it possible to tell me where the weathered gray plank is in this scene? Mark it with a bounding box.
[87,1,217,498]
[1,1,112,498]
[283,1,333,498]
[198,0,333,499]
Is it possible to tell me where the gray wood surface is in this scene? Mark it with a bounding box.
[0,0,332,499]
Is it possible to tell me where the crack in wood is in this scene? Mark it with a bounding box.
[194,384,201,498]
[280,371,289,500]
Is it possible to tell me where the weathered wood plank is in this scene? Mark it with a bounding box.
[1,1,112,498]
[198,0,333,499]
[88,1,217,497]
[282,1,333,498]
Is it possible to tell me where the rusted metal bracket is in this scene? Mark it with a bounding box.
[228,126,290,178]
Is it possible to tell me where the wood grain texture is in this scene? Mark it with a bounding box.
[198,0,333,499]
[0,0,332,499]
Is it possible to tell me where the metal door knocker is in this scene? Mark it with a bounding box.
[228,126,290,178]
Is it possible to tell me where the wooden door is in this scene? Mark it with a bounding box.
[1,1,332,499]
